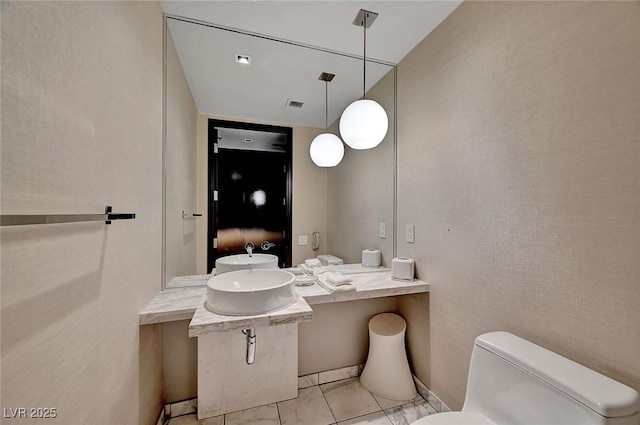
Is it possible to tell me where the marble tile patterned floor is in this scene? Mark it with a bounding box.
[167,377,437,425]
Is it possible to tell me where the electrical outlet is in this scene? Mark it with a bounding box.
[379,222,386,239]
[406,224,415,243]
[298,235,308,246]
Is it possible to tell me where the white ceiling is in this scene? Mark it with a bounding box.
[161,1,462,128]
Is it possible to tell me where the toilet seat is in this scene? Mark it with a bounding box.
[412,412,496,425]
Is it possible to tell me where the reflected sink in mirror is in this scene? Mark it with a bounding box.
[206,269,296,316]
[215,253,279,275]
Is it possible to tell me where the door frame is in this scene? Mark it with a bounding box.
[207,119,293,272]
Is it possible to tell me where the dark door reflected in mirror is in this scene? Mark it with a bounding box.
[208,120,292,272]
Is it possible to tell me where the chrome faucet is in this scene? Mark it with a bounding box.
[261,241,276,251]
[245,242,254,257]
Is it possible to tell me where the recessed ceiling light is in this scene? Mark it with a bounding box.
[235,53,251,65]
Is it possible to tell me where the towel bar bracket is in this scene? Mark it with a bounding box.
[105,205,136,224]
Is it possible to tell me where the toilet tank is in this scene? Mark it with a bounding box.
[462,332,640,425]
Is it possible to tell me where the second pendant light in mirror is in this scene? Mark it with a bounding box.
[310,72,344,167]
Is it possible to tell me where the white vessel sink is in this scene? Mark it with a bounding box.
[215,253,279,275]
[206,269,296,316]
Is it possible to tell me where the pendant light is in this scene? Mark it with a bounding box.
[310,72,345,167]
[340,10,389,150]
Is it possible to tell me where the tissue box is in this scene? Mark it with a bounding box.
[317,255,343,266]
[362,249,381,267]
[391,257,415,281]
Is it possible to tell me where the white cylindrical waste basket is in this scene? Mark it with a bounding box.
[360,313,417,401]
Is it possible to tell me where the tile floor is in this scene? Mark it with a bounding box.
[167,377,437,425]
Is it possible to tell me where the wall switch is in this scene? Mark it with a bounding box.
[406,224,415,243]
[379,222,386,239]
[298,235,308,246]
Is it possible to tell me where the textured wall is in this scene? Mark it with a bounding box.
[396,293,430,386]
[396,1,640,409]
[1,2,163,424]
[326,68,396,266]
[292,126,328,265]
[139,324,163,425]
[165,30,199,283]
[162,320,197,403]
[298,298,396,376]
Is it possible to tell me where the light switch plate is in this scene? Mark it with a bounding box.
[298,235,308,246]
[379,222,386,239]
[406,224,415,243]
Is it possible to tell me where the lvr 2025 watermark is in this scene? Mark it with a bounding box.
[3,407,57,419]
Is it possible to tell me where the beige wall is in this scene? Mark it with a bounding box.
[196,115,209,274]
[162,320,198,403]
[165,30,198,283]
[1,2,164,425]
[298,298,396,376]
[396,293,430,386]
[397,1,640,409]
[326,69,396,266]
[292,126,328,265]
[139,324,163,425]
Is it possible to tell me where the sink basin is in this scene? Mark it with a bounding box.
[215,253,279,275]
[206,269,296,316]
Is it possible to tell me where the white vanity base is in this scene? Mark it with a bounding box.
[197,323,298,419]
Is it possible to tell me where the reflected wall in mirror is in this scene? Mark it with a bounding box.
[164,16,396,289]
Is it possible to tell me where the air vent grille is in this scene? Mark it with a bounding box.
[287,100,304,109]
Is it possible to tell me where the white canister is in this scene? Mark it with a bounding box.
[362,249,382,267]
[391,257,415,281]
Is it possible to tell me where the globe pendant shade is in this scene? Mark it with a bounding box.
[309,133,344,167]
[339,99,388,150]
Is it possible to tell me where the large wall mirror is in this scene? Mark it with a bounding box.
[163,15,396,289]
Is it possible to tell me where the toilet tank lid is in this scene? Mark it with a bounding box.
[475,332,640,418]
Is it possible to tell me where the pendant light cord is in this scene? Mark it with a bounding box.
[325,80,328,132]
[363,12,367,100]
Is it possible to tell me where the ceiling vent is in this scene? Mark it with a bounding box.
[286,99,304,109]
[235,53,251,65]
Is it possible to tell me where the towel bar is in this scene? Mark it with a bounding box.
[0,206,136,226]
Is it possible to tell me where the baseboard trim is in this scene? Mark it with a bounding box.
[163,398,197,419]
[155,406,165,425]
[298,364,364,389]
[412,375,451,413]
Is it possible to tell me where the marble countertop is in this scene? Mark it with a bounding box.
[140,268,429,327]
[189,295,313,336]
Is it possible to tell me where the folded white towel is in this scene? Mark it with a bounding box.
[301,263,327,275]
[305,258,322,268]
[295,275,316,287]
[300,264,312,273]
[316,276,356,293]
[324,271,352,286]
[300,264,327,275]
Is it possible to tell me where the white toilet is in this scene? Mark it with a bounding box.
[413,331,640,425]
